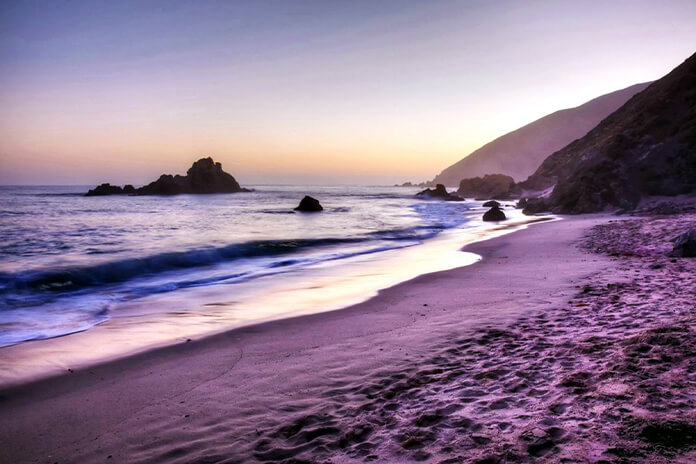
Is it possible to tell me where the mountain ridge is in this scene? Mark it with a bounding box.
[429,82,652,186]
[521,51,696,213]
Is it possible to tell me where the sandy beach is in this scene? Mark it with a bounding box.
[2,3,694,463]
[2,211,695,463]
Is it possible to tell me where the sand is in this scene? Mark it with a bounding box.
[1,212,695,463]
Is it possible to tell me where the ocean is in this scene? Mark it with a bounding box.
[0,185,531,382]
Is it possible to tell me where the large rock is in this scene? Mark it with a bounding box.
[521,197,552,215]
[137,174,183,195]
[85,157,249,196]
[295,196,323,212]
[86,183,127,196]
[137,157,247,195]
[457,174,516,200]
[483,205,506,221]
[670,229,696,257]
[415,184,464,201]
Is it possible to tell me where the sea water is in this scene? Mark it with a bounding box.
[0,185,531,383]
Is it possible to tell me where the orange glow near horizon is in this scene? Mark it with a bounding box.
[1,1,695,185]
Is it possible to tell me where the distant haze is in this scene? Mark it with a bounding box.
[430,82,652,186]
[1,0,695,185]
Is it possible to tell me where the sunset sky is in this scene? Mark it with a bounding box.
[1,0,695,185]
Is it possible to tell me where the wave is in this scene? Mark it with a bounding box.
[0,225,444,295]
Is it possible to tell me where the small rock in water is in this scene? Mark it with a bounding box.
[482,200,501,208]
[483,205,506,222]
[670,229,696,257]
[294,196,323,212]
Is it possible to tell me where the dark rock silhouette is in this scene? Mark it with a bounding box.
[428,82,651,185]
[294,196,323,212]
[482,200,501,208]
[415,184,464,201]
[457,174,516,200]
[670,229,696,257]
[521,197,552,215]
[482,205,506,221]
[85,157,249,196]
[137,157,247,195]
[86,183,128,196]
[520,51,696,213]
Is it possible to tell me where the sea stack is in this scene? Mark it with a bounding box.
[295,196,323,212]
[85,183,129,196]
[85,157,250,196]
[415,184,464,201]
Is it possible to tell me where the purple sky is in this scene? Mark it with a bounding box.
[1,0,695,185]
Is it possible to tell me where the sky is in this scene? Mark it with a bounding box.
[1,0,695,185]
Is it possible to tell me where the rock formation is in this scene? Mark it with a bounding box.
[519,197,552,215]
[295,196,323,212]
[85,157,249,196]
[483,205,506,221]
[457,174,516,200]
[415,184,464,201]
[86,183,128,196]
[670,229,696,257]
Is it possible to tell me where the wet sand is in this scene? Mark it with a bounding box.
[2,213,695,463]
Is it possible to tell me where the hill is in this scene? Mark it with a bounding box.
[430,82,651,186]
[522,52,696,213]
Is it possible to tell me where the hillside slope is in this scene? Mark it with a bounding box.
[430,83,651,186]
[522,52,696,213]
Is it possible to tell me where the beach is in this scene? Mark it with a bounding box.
[2,211,695,463]
[2,3,694,463]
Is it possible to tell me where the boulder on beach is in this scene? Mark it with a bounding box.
[483,200,501,208]
[483,205,506,221]
[415,184,464,201]
[521,197,551,215]
[295,196,323,212]
[85,157,250,196]
[670,229,696,257]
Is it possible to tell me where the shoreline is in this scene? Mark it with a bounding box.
[0,213,615,463]
[0,212,550,389]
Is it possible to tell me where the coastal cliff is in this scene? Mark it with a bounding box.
[521,52,696,213]
[429,82,651,186]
